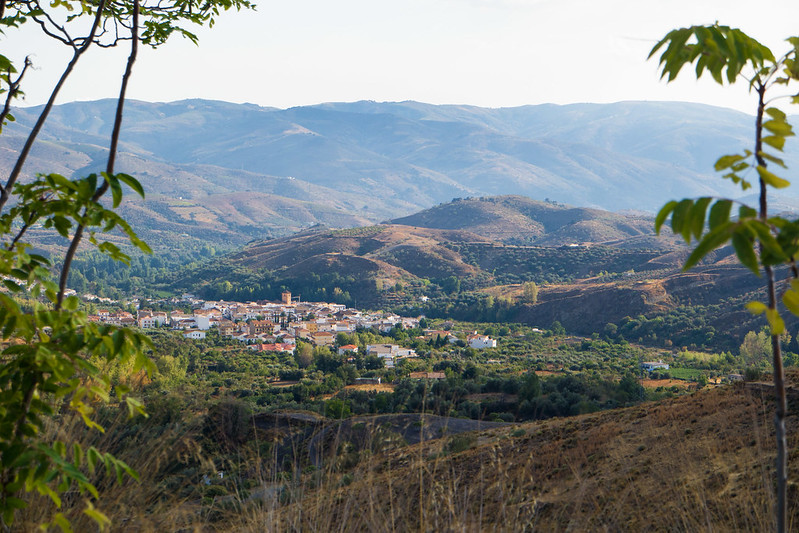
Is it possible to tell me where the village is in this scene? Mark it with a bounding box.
[87,290,499,370]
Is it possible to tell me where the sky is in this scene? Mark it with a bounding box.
[7,0,799,113]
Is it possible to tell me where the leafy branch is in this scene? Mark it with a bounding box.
[650,24,799,533]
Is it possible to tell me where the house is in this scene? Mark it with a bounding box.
[467,334,497,349]
[137,311,167,328]
[250,343,294,353]
[365,344,415,369]
[366,344,397,357]
[279,334,296,345]
[311,331,335,346]
[332,321,355,332]
[249,320,277,336]
[152,312,169,326]
[293,327,312,339]
[642,361,670,372]
[217,320,238,336]
[137,312,156,328]
[338,344,358,355]
[183,329,206,340]
[355,377,381,385]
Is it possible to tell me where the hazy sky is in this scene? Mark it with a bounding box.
[7,0,799,113]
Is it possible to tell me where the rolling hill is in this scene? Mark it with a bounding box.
[168,194,781,347]
[6,99,799,246]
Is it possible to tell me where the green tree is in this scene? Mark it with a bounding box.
[294,341,314,369]
[650,25,799,532]
[521,281,539,304]
[0,0,252,529]
[740,330,771,369]
[325,398,351,419]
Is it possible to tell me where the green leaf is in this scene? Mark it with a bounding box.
[683,223,732,270]
[766,107,787,121]
[756,165,791,188]
[655,201,677,234]
[739,205,758,219]
[782,289,799,316]
[763,120,794,137]
[52,513,73,533]
[106,173,123,208]
[708,199,732,229]
[689,197,712,239]
[116,173,145,198]
[82,502,111,530]
[671,199,694,241]
[762,135,786,151]
[746,301,768,315]
[766,308,785,335]
[714,153,746,171]
[759,151,787,169]
[731,230,759,274]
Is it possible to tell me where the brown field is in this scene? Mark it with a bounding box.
[266,380,299,388]
[343,383,395,393]
[642,378,693,389]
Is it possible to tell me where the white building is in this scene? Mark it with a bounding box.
[468,334,497,349]
[183,329,206,340]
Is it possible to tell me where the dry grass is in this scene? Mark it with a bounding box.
[343,383,396,393]
[642,378,693,389]
[13,376,799,532]
[236,380,799,532]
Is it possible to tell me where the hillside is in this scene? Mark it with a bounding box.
[180,195,680,305]
[6,99,799,247]
[166,193,781,348]
[51,376,796,531]
[391,195,662,246]
[261,380,799,532]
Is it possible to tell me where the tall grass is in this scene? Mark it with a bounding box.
[15,379,798,531]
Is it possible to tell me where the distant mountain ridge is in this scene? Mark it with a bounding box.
[389,195,660,246]
[4,98,799,245]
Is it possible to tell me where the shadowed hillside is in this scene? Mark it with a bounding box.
[239,379,799,531]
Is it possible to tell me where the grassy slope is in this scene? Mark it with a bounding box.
[260,379,799,532]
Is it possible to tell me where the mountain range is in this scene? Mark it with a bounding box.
[4,98,799,246]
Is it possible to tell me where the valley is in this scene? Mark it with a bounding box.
[4,98,799,531]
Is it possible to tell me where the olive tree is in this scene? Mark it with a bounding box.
[0,0,251,529]
[650,25,799,532]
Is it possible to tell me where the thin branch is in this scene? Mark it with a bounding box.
[0,55,31,141]
[0,0,108,213]
[30,0,77,49]
[755,78,788,533]
[7,215,36,252]
[57,0,139,308]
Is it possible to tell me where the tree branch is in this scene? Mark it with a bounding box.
[755,79,788,533]
[0,0,108,213]
[0,56,31,143]
[57,0,139,309]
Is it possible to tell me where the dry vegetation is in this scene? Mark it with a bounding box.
[14,374,799,531]
[255,380,797,532]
